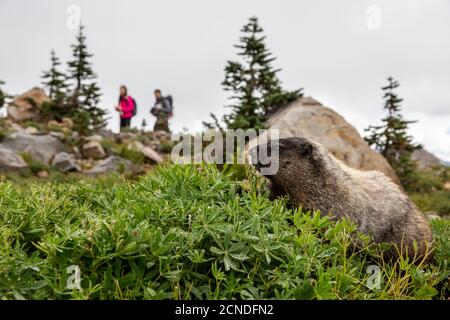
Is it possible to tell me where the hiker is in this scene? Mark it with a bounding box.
[115,85,136,131]
[151,89,172,132]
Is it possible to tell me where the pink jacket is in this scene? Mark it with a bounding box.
[119,96,134,119]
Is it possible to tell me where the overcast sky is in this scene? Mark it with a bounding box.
[1,0,449,160]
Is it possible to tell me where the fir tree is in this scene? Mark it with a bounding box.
[206,16,302,130]
[365,77,421,187]
[41,50,68,102]
[141,118,147,132]
[67,24,107,133]
[40,50,69,119]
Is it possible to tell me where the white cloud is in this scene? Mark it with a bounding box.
[0,0,449,160]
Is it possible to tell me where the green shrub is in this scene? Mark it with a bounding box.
[19,152,48,174]
[406,170,444,193]
[100,138,115,154]
[158,140,176,154]
[411,191,450,216]
[0,165,448,300]
[116,145,145,165]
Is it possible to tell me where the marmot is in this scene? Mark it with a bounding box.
[252,137,433,260]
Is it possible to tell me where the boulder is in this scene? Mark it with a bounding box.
[0,132,66,164]
[51,152,81,172]
[132,141,163,163]
[85,134,104,143]
[82,141,106,160]
[36,170,49,178]
[0,147,28,171]
[87,156,132,175]
[7,87,50,122]
[411,149,442,170]
[266,97,401,185]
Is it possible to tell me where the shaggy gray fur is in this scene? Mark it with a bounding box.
[253,137,433,259]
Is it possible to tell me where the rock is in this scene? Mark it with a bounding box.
[426,212,441,221]
[51,152,81,172]
[0,147,28,171]
[25,126,39,135]
[132,141,163,164]
[36,170,49,178]
[87,156,132,175]
[85,135,104,143]
[6,121,26,133]
[0,132,66,164]
[82,141,106,160]
[411,149,442,170]
[78,159,94,170]
[49,131,64,139]
[152,130,171,141]
[61,117,74,129]
[118,132,137,141]
[47,120,60,129]
[47,118,74,132]
[141,146,164,164]
[7,87,50,122]
[266,97,401,186]
[444,182,450,191]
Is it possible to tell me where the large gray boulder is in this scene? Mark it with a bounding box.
[51,152,81,172]
[0,132,66,164]
[0,147,28,171]
[87,156,132,175]
[267,97,401,186]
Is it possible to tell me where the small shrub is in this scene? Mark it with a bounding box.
[116,145,145,165]
[20,152,48,174]
[406,169,444,193]
[158,140,176,154]
[411,191,450,216]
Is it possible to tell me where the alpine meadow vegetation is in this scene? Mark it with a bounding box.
[0,164,448,300]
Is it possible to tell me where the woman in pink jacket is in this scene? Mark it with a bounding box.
[115,85,135,131]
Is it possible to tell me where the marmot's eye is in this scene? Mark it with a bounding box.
[298,143,313,157]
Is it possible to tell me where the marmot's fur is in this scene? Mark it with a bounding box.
[253,137,433,260]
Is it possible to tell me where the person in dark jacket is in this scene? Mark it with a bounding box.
[115,85,134,131]
[151,89,171,132]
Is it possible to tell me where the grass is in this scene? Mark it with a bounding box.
[0,164,448,300]
[411,191,450,217]
[408,167,450,217]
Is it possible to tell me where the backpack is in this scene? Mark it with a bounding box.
[165,95,173,117]
[130,97,137,116]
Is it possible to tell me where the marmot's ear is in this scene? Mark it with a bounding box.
[299,143,314,157]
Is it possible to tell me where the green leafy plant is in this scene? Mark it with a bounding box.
[0,165,448,300]
[115,145,145,165]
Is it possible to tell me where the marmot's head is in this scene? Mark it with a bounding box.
[251,137,326,198]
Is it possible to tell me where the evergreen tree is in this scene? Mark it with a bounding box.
[41,50,68,102]
[141,118,147,132]
[206,16,302,130]
[40,50,69,119]
[67,24,107,133]
[365,77,421,187]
